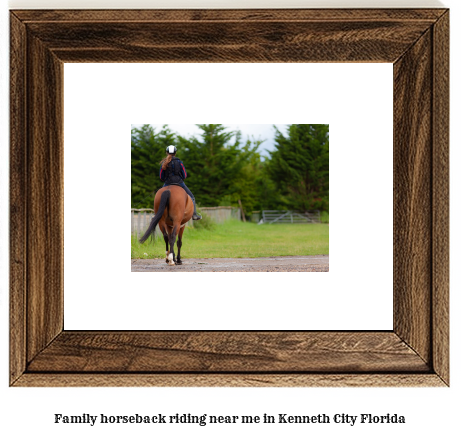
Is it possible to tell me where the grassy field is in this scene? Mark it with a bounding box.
[131,219,329,259]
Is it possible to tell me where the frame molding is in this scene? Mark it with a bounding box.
[10,9,449,387]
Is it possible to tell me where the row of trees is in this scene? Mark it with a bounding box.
[131,124,329,216]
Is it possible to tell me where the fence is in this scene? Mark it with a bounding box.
[131,206,241,236]
[259,210,321,224]
[199,206,241,223]
[131,209,156,237]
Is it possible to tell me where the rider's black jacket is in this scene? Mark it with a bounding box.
[159,157,187,185]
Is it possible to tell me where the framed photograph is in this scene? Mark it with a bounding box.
[10,8,449,386]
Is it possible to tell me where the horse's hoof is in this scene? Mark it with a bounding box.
[167,253,175,265]
[176,260,182,265]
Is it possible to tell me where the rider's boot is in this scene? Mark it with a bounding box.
[192,200,202,220]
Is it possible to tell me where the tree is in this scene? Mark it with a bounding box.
[222,138,266,215]
[178,124,261,210]
[131,124,175,208]
[266,124,329,211]
[253,159,286,211]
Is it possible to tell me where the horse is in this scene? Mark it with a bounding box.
[139,185,194,265]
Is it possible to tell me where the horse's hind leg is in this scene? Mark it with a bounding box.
[167,225,179,265]
[159,222,170,264]
[164,231,170,264]
[176,226,185,265]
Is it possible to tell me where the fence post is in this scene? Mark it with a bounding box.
[237,199,246,222]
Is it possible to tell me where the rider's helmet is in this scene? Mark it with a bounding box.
[166,145,177,155]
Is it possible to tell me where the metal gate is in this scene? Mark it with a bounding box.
[260,210,321,224]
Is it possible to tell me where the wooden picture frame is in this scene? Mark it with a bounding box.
[10,9,449,387]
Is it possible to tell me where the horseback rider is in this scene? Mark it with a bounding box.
[159,145,202,220]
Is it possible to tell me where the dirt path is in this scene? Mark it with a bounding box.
[131,255,329,272]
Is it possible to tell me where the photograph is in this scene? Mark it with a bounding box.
[131,123,329,272]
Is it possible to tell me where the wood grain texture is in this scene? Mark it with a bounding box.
[26,34,64,362]
[26,20,432,63]
[9,8,449,387]
[432,11,449,385]
[9,13,27,385]
[393,29,433,364]
[13,9,447,64]
[12,9,447,22]
[27,332,429,373]
[13,374,446,388]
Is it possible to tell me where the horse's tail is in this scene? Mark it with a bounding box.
[139,190,170,244]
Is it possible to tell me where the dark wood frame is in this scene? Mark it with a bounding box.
[10,9,449,387]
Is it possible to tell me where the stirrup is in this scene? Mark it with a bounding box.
[192,213,202,221]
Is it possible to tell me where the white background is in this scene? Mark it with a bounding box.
[64,63,392,331]
[1,1,459,436]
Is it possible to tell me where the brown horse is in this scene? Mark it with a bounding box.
[139,185,194,265]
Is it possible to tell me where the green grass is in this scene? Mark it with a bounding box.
[132,219,329,259]
[320,211,329,224]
